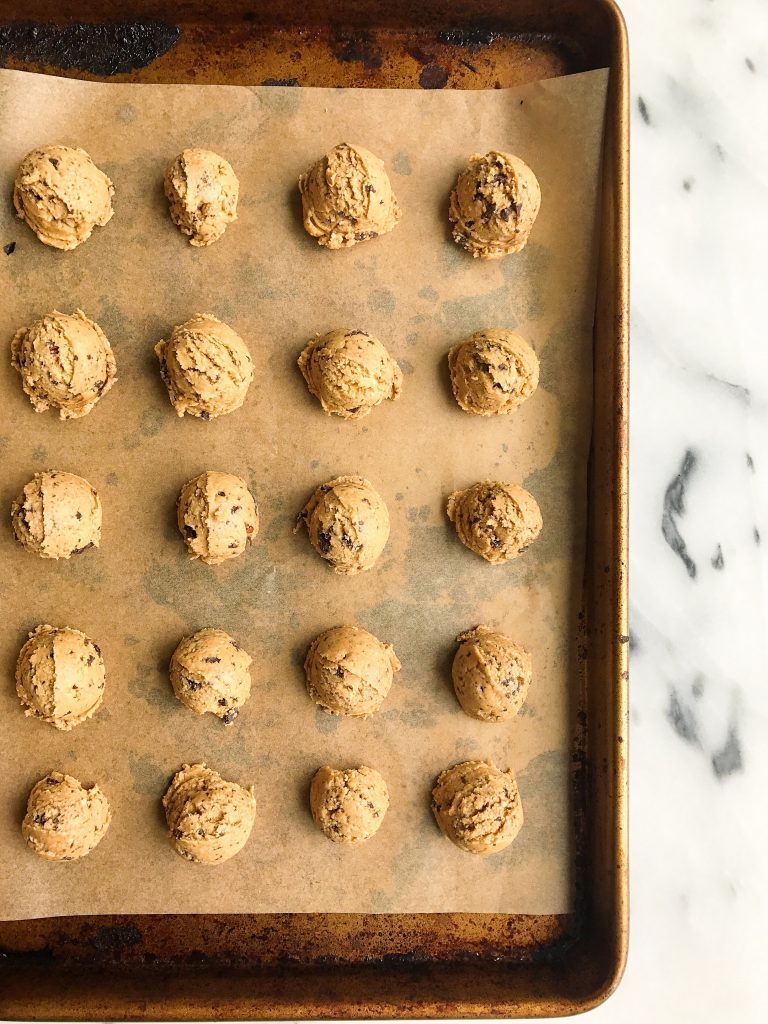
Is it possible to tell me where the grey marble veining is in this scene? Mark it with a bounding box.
[589,0,767,1019]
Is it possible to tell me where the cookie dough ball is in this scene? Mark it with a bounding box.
[11,309,117,420]
[449,151,541,259]
[447,481,541,564]
[177,471,259,565]
[164,148,239,247]
[299,143,401,250]
[304,625,400,717]
[11,470,101,560]
[297,475,389,575]
[170,628,251,724]
[452,626,531,722]
[13,145,114,250]
[16,624,105,731]
[155,314,253,419]
[310,765,389,845]
[22,772,111,860]
[163,763,256,864]
[448,328,539,416]
[432,760,523,855]
[298,329,402,420]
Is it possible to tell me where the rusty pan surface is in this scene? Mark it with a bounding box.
[0,0,628,1017]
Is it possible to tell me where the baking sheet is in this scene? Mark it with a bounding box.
[0,66,607,919]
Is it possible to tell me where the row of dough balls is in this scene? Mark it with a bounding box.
[13,142,540,258]
[10,470,543,569]
[11,309,540,423]
[21,759,524,863]
[15,622,530,731]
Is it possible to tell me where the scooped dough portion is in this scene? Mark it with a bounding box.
[11,309,117,420]
[297,475,389,574]
[164,148,239,247]
[452,625,531,722]
[304,625,400,717]
[163,763,256,864]
[447,481,542,564]
[298,329,402,420]
[170,628,252,724]
[448,328,539,416]
[299,143,401,249]
[22,772,111,860]
[310,765,389,845]
[432,760,523,855]
[13,145,114,250]
[449,151,541,259]
[155,314,253,419]
[11,470,101,560]
[177,471,259,565]
[16,624,105,730]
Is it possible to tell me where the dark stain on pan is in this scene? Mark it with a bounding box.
[436,27,499,48]
[419,63,449,89]
[90,924,143,952]
[0,20,180,75]
[330,28,382,70]
[262,77,299,86]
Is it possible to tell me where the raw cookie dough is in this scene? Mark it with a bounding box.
[449,151,541,259]
[11,470,101,560]
[448,328,539,416]
[22,772,111,860]
[164,148,239,247]
[177,471,259,565]
[298,329,402,420]
[13,145,114,250]
[431,760,523,855]
[11,309,117,419]
[299,143,401,250]
[16,624,105,730]
[155,314,253,419]
[296,475,389,574]
[304,624,400,717]
[170,628,252,724]
[163,763,256,864]
[310,765,389,845]
[447,481,542,564]
[452,625,531,722]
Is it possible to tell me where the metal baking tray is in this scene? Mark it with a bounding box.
[0,0,628,1017]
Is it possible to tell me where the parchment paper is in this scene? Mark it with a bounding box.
[0,66,607,920]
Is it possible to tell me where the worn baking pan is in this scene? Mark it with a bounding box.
[0,0,628,1017]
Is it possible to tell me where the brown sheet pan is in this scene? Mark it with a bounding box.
[0,0,628,1017]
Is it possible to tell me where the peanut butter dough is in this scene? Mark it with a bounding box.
[177,471,259,565]
[432,760,523,855]
[297,475,389,574]
[447,481,542,564]
[452,625,531,722]
[304,625,400,717]
[299,143,401,249]
[163,763,256,864]
[310,765,389,845]
[16,625,105,730]
[12,309,117,420]
[155,314,253,419]
[22,772,111,861]
[449,151,540,259]
[298,329,402,419]
[11,470,101,560]
[164,148,239,247]
[13,145,114,250]
[170,628,252,724]
[448,328,539,416]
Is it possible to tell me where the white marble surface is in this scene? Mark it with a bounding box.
[585,0,767,1019]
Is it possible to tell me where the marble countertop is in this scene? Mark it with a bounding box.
[583,0,766,1019]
